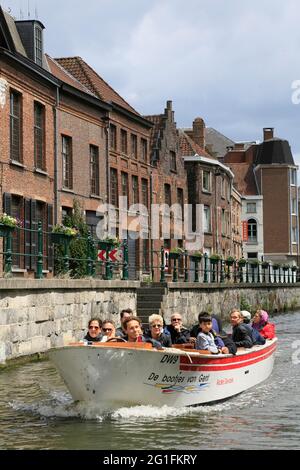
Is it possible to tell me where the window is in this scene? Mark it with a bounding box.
[62,206,72,220]
[247,218,257,242]
[62,135,73,189]
[292,227,298,244]
[291,169,297,185]
[110,168,118,207]
[131,134,137,158]
[221,209,226,235]
[202,170,211,192]
[247,252,258,259]
[11,195,23,268]
[177,188,184,213]
[121,129,127,154]
[141,138,147,162]
[132,176,139,204]
[10,91,22,163]
[164,184,171,206]
[86,210,102,238]
[121,172,128,208]
[221,177,225,198]
[203,205,211,232]
[90,145,99,195]
[291,198,297,215]
[110,124,117,150]
[34,102,45,170]
[170,151,177,171]
[35,26,43,67]
[141,178,148,208]
[142,238,150,271]
[247,202,256,213]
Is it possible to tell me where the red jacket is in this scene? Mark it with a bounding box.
[260,323,275,339]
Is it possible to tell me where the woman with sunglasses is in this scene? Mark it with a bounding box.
[84,318,103,342]
[144,314,172,348]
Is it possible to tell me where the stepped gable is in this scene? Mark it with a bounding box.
[255,138,295,165]
[178,129,214,159]
[55,56,140,115]
[46,55,97,96]
[143,113,165,161]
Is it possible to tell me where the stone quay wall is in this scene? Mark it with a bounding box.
[0,279,138,364]
[161,282,300,325]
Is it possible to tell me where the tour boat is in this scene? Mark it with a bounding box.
[49,338,277,409]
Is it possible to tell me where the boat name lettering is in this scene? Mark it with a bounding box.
[148,372,159,381]
[217,377,234,386]
[160,354,179,364]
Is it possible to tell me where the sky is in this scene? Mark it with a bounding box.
[2,0,300,164]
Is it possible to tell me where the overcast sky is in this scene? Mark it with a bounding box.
[3,0,300,163]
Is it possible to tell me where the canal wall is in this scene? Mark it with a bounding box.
[1,279,300,364]
[0,279,138,364]
[161,282,300,324]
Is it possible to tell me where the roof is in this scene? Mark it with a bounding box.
[205,127,235,160]
[55,56,140,115]
[46,55,97,97]
[255,139,295,165]
[0,7,27,56]
[226,162,258,196]
[178,129,215,159]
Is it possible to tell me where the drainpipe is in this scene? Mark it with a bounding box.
[103,116,110,231]
[54,86,60,224]
[150,169,154,279]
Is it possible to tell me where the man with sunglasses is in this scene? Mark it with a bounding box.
[101,320,116,340]
[165,313,190,344]
[84,318,103,342]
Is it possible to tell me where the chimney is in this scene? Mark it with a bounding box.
[234,143,245,150]
[192,117,205,149]
[263,127,274,141]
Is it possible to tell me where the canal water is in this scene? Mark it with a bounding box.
[0,311,300,450]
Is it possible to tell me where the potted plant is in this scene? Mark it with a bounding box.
[169,247,185,260]
[291,265,298,272]
[272,263,280,271]
[210,253,221,265]
[261,261,269,269]
[0,213,20,237]
[189,250,203,262]
[51,224,78,244]
[98,236,120,250]
[238,258,247,267]
[282,264,289,271]
[248,258,259,267]
[225,256,235,266]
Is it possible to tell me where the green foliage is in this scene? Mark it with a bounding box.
[54,199,92,278]
[240,294,252,312]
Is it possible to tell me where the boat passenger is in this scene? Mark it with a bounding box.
[165,313,190,344]
[84,318,103,342]
[230,309,254,348]
[241,310,266,345]
[123,316,163,349]
[116,308,134,338]
[190,312,222,339]
[196,314,228,354]
[101,319,116,341]
[252,310,276,340]
[144,314,172,347]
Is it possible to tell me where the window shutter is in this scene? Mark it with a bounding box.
[3,193,12,215]
[47,204,53,272]
[24,198,31,270]
[30,199,37,271]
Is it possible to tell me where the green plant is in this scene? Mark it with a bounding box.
[0,213,20,227]
[292,265,298,272]
[100,236,120,246]
[282,264,289,271]
[238,258,247,266]
[240,295,252,312]
[226,256,235,265]
[272,263,280,270]
[52,224,78,236]
[170,247,185,254]
[189,250,203,258]
[261,261,269,268]
[210,253,221,260]
[248,258,259,266]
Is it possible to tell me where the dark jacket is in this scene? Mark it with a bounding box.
[144,329,172,347]
[232,324,254,348]
[84,332,102,342]
[115,326,127,339]
[244,324,266,345]
[166,325,191,344]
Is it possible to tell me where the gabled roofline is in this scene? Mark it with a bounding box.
[111,101,153,128]
[61,83,112,112]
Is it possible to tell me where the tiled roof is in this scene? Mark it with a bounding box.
[55,56,140,115]
[227,162,258,196]
[178,129,215,159]
[46,55,97,97]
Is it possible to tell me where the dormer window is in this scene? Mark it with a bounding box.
[35,26,43,67]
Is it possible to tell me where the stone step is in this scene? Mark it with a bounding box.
[137,300,162,308]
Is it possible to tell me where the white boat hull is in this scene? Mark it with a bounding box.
[49,339,277,409]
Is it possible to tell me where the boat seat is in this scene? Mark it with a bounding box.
[172,343,196,350]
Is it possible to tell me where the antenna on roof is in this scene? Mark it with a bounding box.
[27,0,30,18]
[35,3,38,19]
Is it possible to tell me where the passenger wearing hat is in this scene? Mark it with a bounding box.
[252,309,276,340]
[241,310,252,324]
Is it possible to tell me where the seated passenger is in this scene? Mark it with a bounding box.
[165,313,190,344]
[123,316,163,349]
[190,312,223,340]
[241,310,266,345]
[84,318,103,342]
[101,319,116,341]
[252,310,276,340]
[230,309,254,348]
[116,308,134,338]
[196,314,229,354]
[144,314,172,347]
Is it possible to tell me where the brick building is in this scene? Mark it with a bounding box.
[0,8,58,276]
[55,57,153,278]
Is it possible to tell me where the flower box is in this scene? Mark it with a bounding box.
[238,258,247,266]
[0,223,15,237]
[210,255,220,265]
[226,257,235,266]
[50,232,74,244]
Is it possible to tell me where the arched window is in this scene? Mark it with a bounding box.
[247,218,257,242]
